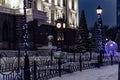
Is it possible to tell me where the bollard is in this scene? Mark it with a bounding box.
[97,55,100,68]
[33,61,37,80]
[118,62,120,80]
[111,55,113,65]
[79,55,82,71]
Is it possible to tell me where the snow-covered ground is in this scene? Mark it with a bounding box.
[49,65,118,80]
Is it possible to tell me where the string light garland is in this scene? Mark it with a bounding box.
[23,0,28,55]
[23,0,30,80]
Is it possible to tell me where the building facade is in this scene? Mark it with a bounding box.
[0,0,78,27]
[37,0,79,28]
[0,0,79,50]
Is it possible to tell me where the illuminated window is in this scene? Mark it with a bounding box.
[57,32,64,41]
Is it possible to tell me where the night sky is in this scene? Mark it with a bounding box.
[79,0,116,28]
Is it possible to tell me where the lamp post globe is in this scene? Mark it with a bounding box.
[96,5,102,15]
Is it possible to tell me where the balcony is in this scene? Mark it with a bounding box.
[0,6,48,22]
[0,6,17,14]
[19,8,48,22]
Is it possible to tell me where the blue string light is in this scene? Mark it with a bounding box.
[23,0,28,55]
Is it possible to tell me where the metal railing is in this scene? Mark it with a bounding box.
[0,52,119,80]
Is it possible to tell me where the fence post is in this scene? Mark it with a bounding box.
[111,55,113,65]
[100,51,103,66]
[89,51,92,61]
[73,52,75,62]
[79,55,82,71]
[24,54,30,80]
[34,61,37,80]
[58,58,61,77]
[97,55,100,68]
[118,62,120,80]
[50,50,53,65]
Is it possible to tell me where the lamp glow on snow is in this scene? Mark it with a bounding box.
[105,40,118,55]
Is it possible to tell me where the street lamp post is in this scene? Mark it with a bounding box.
[73,48,76,62]
[23,0,30,80]
[96,5,104,66]
[56,18,66,77]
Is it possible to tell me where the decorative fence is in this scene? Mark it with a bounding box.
[0,52,120,80]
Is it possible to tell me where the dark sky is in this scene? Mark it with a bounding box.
[79,0,116,28]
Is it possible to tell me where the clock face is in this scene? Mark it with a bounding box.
[56,23,61,28]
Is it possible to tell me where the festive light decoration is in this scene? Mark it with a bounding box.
[23,0,30,80]
[96,5,105,53]
[105,40,118,55]
[23,0,28,55]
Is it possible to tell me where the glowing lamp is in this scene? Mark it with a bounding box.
[56,23,62,29]
[96,5,102,15]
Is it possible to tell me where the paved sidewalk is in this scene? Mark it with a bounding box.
[49,65,118,80]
